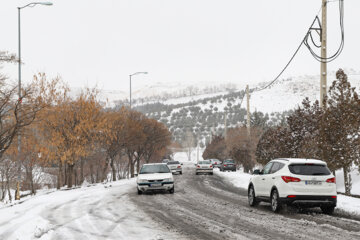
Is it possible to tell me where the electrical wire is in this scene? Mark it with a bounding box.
[304,0,344,63]
[252,0,344,92]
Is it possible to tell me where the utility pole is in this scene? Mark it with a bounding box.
[246,85,251,136]
[224,111,227,139]
[320,0,327,108]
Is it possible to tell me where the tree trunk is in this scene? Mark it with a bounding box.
[74,165,78,186]
[67,163,74,188]
[80,157,84,185]
[136,157,140,175]
[343,167,352,196]
[57,161,62,190]
[89,164,95,184]
[102,157,110,182]
[110,157,116,181]
[64,163,68,187]
[29,165,35,195]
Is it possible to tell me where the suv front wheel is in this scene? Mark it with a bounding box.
[248,185,259,207]
[271,189,282,212]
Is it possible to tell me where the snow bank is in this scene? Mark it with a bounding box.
[0,179,176,240]
[213,168,251,190]
[336,168,360,195]
[215,169,360,216]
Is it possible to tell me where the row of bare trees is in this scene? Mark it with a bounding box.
[0,53,172,199]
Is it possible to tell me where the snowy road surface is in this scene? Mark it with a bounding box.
[132,163,360,240]
[1,163,360,239]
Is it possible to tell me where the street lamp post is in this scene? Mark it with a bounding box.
[15,2,53,200]
[129,72,147,109]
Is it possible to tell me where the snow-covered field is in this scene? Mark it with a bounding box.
[0,179,176,240]
[214,168,360,216]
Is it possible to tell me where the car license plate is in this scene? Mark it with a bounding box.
[305,181,322,185]
[202,166,207,168]
[151,183,162,187]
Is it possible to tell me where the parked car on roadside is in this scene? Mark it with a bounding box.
[167,161,183,174]
[137,163,175,194]
[220,159,236,172]
[248,158,337,214]
[195,160,213,175]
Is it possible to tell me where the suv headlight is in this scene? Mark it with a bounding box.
[163,178,172,182]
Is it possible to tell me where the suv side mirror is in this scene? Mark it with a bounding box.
[253,169,261,175]
[134,173,138,177]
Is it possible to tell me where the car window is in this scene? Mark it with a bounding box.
[224,159,234,163]
[167,161,180,165]
[199,160,211,164]
[269,162,284,174]
[140,164,170,174]
[288,164,331,176]
[263,162,273,175]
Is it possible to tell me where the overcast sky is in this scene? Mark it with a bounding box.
[1,0,359,93]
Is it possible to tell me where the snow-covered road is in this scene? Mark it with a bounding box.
[132,163,360,240]
[1,162,360,239]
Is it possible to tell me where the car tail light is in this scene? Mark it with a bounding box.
[210,165,213,168]
[215,162,217,164]
[287,195,296,198]
[326,177,336,183]
[177,166,181,168]
[197,165,200,168]
[224,164,227,167]
[331,196,337,199]
[281,176,301,183]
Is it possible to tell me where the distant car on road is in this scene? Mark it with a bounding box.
[248,158,337,214]
[195,160,213,175]
[220,159,236,172]
[167,161,183,174]
[137,163,175,194]
[209,159,221,168]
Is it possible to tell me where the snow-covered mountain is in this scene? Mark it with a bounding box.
[83,69,360,114]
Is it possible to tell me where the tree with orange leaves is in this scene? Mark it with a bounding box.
[40,88,105,188]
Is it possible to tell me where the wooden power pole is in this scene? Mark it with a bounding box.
[224,111,227,139]
[246,85,250,136]
[320,0,327,108]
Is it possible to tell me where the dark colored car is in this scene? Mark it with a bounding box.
[220,159,236,172]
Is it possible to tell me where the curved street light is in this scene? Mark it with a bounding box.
[16,1,53,201]
[129,72,148,109]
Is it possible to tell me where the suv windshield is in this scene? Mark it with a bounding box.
[167,161,180,165]
[140,164,170,174]
[288,164,331,176]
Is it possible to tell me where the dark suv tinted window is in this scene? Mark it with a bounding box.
[288,164,331,176]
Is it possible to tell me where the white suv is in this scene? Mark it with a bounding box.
[248,158,337,214]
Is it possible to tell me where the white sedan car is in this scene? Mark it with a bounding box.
[137,163,174,194]
[248,158,337,214]
[167,161,183,174]
[195,160,213,175]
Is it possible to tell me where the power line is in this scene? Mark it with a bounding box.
[252,0,344,92]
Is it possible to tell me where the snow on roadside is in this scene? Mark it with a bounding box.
[0,179,177,240]
[214,168,360,216]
